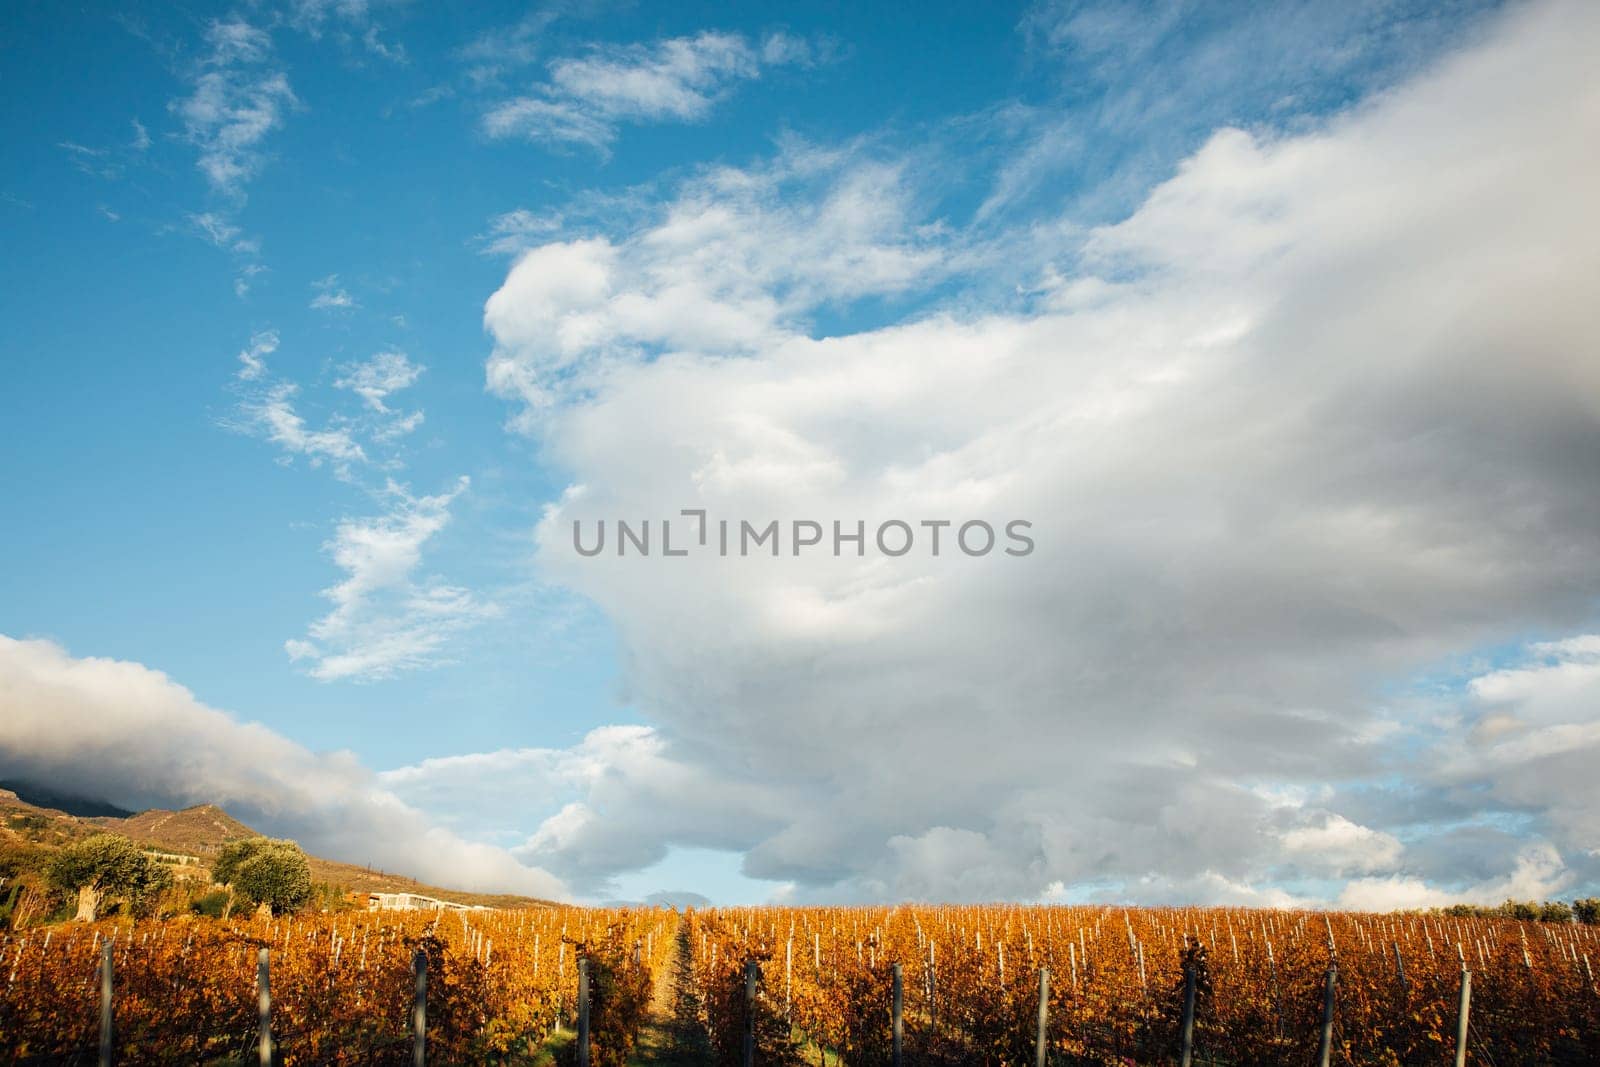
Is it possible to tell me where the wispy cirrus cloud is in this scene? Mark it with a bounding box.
[286,0,408,62]
[241,383,367,473]
[222,334,477,682]
[235,329,277,382]
[171,19,297,198]
[455,8,561,87]
[336,351,426,441]
[335,350,423,412]
[58,141,122,181]
[310,273,359,310]
[228,330,366,477]
[992,0,1501,226]
[484,31,814,151]
[190,211,259,254]
[285,478,500,682]
[228,333,433,473]
[164,18,293,299]
[477,208,565,256]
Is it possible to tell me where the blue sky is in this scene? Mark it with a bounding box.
[3,0,1598,907]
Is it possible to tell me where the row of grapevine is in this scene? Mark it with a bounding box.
[0,905,677,1065]
[687,905,1600,1065]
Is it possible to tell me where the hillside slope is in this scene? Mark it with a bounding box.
[0,789,552,909]
[97,804,255,854]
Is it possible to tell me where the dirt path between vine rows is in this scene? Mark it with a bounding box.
[628,917,712,1066]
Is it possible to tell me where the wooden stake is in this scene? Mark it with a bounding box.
[98,942,113,1067]
[412,949,427,1067]
[1035,967,1051,1067]
[257,948,272,1067]
[577,957,591,1067]
[1179,961,1196,1067]
[1317,964,1337,1067]
[743,960,758,1067]
[892,962,903,1067]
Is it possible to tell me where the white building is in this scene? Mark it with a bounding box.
[367,892,484,912]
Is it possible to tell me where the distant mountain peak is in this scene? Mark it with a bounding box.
[0,779,133,818]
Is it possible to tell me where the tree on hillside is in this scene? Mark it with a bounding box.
[47,834,172,922]
[213,838,312,916]
[1574,898,1600,925]
[1538,900,1574,924]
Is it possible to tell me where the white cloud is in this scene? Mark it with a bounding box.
[478,208,565,256]
[372,410,424,443]
[229,332,430,474]
[759,32,817,67]
[0,636,565,898]
[1280,815,1403,875]
[382,724,788,896]
[310,274,358,310]
[484,31,810,150]
[455,9,559,86]
[239,382,366,473]
[191,211,252,251]
[234,263,267,299]
[1338,843,1572,911]
[545,33,755,120]
[1427,634,1600,863]
[473,0,1600,901]
[335,350,423,412]
[171,19,296,197]
[226,336,465,682]
[1000,0,1502,229]
[235,329,278,381]
[484,146,943,416]
[288,478,499,682]
[286,0,405,60]
[288,0,371,32]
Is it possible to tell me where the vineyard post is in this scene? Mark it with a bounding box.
[1453,967,1471,1067]
[743,959,759,1067]
[1035,967,1050,1067]
[257,948,273,1067]
[98,940,112,1067]
[411,949,427,1067]
[577,957,591,1067]
[1316,964,1337,1067]
[1178,961,1195,1067]
[1266,940,1282,1039]
[892,962,903,1067]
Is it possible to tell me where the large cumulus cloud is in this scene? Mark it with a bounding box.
[466,0,1600,903]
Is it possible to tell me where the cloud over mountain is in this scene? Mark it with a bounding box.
[0,635,564,898]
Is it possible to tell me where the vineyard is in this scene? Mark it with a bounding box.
[685,905,1600,1066]
[2,904,1599,1065]
[0,905,676,1065]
